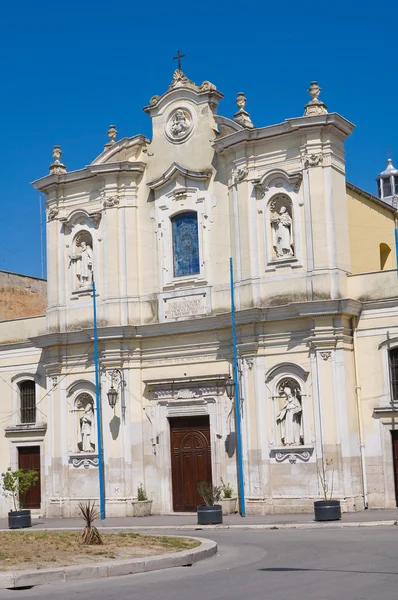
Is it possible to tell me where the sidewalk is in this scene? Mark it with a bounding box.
[1,508,397,531]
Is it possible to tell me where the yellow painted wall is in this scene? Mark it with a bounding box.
[346,186,395,274]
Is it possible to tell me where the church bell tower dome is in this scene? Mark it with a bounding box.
[376,158,398,207]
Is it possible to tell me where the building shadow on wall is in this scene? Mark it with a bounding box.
[109,415,121,440]
[225,431,236,458]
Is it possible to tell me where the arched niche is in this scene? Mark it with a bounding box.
[268,194,295,260]
[69,230,94,290]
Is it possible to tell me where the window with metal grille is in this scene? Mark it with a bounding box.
[19,381,36,424]
[390,349,398,402]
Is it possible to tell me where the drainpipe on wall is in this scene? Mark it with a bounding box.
[352,316,368,509]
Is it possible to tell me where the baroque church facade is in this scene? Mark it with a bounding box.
[1,67,398,516]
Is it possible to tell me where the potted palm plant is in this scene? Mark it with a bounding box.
[314,458,341,521]
[197,481,223,525]
[220,479,238,515]
[131,484,153,517]
[1,467,39,529]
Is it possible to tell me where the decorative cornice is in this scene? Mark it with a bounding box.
[32,161,146,192]
[214,113,355,154]
[29,299,363,350]
[5,423,47,436]
[144,375,229,401]
[373,406,398,418]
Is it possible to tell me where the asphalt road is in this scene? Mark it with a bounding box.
[2,526,398,600]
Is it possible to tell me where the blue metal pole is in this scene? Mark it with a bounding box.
[92,278,106,519]
[229,257,246,517]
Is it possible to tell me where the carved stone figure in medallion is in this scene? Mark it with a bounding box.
[166,108,193,142]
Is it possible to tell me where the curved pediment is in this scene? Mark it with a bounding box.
[265,362,309,384]
[147,162,212,191]
[255,168,303,191]
[91,135,149,166]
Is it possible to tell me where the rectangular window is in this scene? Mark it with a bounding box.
[20,381,36,424]
[172,212,200,278]
[383,180,392,196]
[390,349,398,401]
[395,177,398,195]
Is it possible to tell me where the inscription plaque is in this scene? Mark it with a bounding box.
[164,294,207,320]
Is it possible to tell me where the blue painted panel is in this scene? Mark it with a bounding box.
[172,212,200,277]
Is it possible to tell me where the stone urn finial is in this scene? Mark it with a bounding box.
[53,145,62,163]
[234,92,254,129]
[304,81,328,116]
[49,145,66,174]
[107,124,118,144]
[236,92,247,111]
[308,81,321,101]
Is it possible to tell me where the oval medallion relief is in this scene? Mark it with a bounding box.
[165,108,194,143]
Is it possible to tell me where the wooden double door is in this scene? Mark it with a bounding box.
[170,416,212,512]
[18,446,41,509]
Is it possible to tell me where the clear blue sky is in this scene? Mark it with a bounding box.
[1,0,397,278]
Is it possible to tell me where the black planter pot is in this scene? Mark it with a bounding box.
[197,504,223,525]
[314,500,341,522]
[8,509,32,529]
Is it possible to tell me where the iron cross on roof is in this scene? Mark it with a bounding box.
[173,50,186,71]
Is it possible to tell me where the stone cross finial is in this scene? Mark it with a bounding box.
[304,81,328,116]
[234,92,254,129]
[107,124,118,144]
[49,145,66,174]
[173,50,186,72]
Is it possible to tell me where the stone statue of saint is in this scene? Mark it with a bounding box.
[276,385,302,445]
[271,206,294,258]
[170,109,190,138]
[79,401,95,453]
[69,241,93,288]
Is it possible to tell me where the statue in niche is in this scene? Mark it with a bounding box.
[169,109,190,139]
[69,234,93,289]
[76,395,96,453]
[270,201,294,259]
[276,380,303,446]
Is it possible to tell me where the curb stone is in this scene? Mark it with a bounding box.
[0,536,217,590]
[0,520,396,534]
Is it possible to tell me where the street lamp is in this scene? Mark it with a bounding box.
[107,384,118,409]
[106,369,126,415]
[225,376,235,400]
